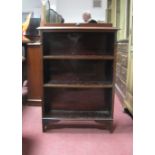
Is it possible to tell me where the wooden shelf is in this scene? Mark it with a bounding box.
[43,55,114,60]
[38,26,118,32]
[45,79,113,85]
[43,83,113,88]
[43,49,114,56]
[43,110,111,120]
[39,25,117,131]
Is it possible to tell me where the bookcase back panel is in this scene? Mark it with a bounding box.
[44,88,112,111]
[43,60,113,84]
[43,32,114,55]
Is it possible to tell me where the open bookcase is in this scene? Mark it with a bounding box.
[39,25,117,132]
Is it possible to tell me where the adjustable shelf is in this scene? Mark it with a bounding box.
[43,60,113,85]
[43,83,113,88]
[43,50,114,56]
[39,25,117,132]
[43,110,111,120]
[43,55,114,60]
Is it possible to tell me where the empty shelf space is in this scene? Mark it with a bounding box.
[44,78,113,85]
[42,32,115,55]
[43,110,112,120]
[43,55,114,60]
[44,87,112,111]
[43,50,114,56]
[43,60,113,84]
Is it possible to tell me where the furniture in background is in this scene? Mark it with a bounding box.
[106,0,133,116]
[38,25,117,132]
[26,0,63,105]
[22,40,30,103]
[124,0,133,116]
[22,41,30,84]
[26,42,42,105]
[22,18,40,103]
[115,40,133,117]
[115,40,129,110]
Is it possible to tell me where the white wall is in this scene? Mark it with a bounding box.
[22,0,42,18]
[22,0,107,22]
[50,0,57,11]
[56,0,107,23]
[22,0,58,18]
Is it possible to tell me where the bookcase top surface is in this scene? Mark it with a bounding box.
[38,26,118,32]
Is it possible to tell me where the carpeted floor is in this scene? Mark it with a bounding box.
[22,95,133,155]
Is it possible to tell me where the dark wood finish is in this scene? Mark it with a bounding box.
[39,26,117,132]
[115,40,128,107]
[38,26,118,33]
[22,42,28,84]
[44,88,112,111]
[43,60,113,85]
[25,35,40,43]
[111,44,117,118]
[42,31,115,56]
[27,43,43,106]
[42,120,113,132]
[43,110,111,119]
[43,84,113,88]
[43,55,114,60]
